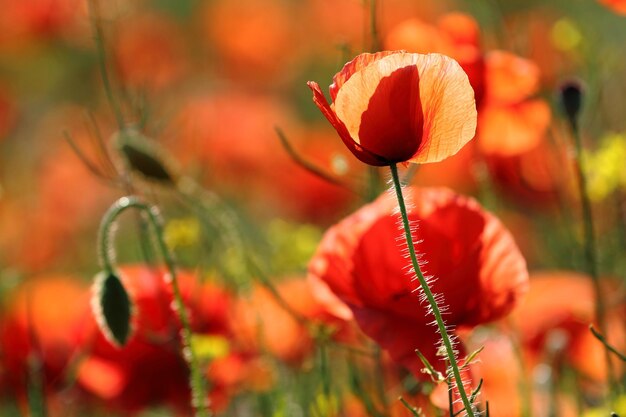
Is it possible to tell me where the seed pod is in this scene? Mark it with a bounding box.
[559,79,584,128]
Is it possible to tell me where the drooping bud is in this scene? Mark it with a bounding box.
[92,271,133,347]
[116,129,176,184]
[559,79,584,129]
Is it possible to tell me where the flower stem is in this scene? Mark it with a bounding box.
[87,0,125,130]
[369,0,380,52]
[99,196,210,417]
[389,164,475,417]
[567,121,616,398]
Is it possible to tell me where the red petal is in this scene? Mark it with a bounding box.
[307,81,386,166]
[408,54,477,163]
[357,64,423,162]
[353,308,442,376]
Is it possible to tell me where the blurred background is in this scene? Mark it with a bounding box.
[0,0,624,416]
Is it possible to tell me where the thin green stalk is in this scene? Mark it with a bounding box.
[26,296,47,417]
[568,121,616,397]
[373,345,390,413]
[99,197,210,417]
[389,164,475,417]
[590,325,626,362]
[87,0,125,129]
[369,0,380,52]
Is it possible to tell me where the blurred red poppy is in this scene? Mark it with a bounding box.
[76,265,242,414]
[201,0,300,82]
[165,93,357,223]
[0,86,16,141]
[485,135,571,208]
[510,271,625,383]
[0,0,84,46]
[477,51,551,157]
[230,278,341,365]
[599,0,626,14]
[11,133,116,272]
[308,51,477,166]
[113,13,188,91]
[0,276,92,407]
[308,187,528,376]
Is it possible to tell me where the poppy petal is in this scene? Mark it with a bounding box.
[353,308,441,375]
[357,63,424,162]
[408,53,477,163]
[307,81,385,166]
[329,51,400,101]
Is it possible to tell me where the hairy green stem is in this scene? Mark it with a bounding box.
[389,164,475,417]
[99,196,210,417]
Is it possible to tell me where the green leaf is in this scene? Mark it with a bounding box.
[415,349,445,383]
[92,271,133,347]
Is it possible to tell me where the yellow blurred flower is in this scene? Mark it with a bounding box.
[584,133,626,201]
[164,217,201,249]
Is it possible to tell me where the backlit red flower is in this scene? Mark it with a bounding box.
[308,187,528,376]
[308,51,477,166]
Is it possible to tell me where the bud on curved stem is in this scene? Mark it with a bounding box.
[96,196,211,417]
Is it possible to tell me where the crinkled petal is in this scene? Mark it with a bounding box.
[307,81,386,166]
[357,63,423,162]
[329,51,399,101]
[408,54,477,163]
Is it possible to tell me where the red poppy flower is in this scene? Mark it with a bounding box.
[308,187,528,376]
[308,51,477,166]
[114,13,188,91]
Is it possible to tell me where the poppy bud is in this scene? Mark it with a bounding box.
[92,271,133,347]
[559,79,584,129]
[116,130,176,184]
